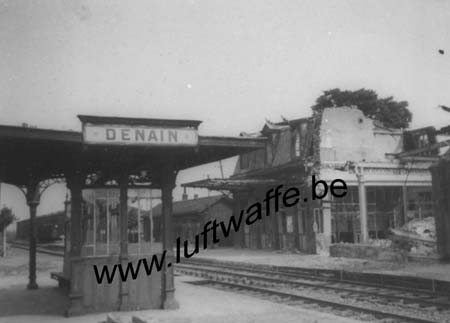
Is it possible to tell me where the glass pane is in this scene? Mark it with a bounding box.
[128,188,162,255]
[81,189,95,256]
[81,188,120,256]
[81,187,164,257]
[95,198,107,255]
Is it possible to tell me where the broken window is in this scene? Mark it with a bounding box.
[403,127,438,156]
[406,187,433,221]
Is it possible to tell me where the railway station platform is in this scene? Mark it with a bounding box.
[11,241,450,282]
[195,248,450,282]
[0,248,363,323]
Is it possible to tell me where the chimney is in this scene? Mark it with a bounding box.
[182,187,188,201]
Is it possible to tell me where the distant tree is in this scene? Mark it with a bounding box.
[0,206,16,257]
[311,88,412,129]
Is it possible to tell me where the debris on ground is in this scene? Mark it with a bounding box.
[402,216,436,239]
[366,239,392,248]
[389,217,437,255]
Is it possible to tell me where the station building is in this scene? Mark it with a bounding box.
[16,210,66,243]
[184,107,436,254]
[151,193,234,247]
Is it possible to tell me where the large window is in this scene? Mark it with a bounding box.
[81,188,161,257]
[127,188,161,255]
[366,187,402,239]
[406,187,433,221]
[331,187,359,243]
[81,189,119,256]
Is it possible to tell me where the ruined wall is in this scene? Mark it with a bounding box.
[431,159,450,261]
[271,129,293,166]
[320,107,403,163]
[233,117,317,177]
[233,148,266,175]
[234,127,293,176]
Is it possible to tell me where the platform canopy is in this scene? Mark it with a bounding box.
[0,115,267,188]
[182,160,307,191]
[0,115,268,305]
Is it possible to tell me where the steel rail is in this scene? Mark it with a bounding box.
[176,262,450,310]
[182,259,450,297]
[200,279,439,323]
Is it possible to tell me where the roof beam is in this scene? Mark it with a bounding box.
[394,139,450,159]
[398,156,440,162]
[404,126,436,135]
[198,136,266,148]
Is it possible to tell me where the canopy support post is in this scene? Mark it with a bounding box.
[119,172,130,311]
[65,170,84,317]
[26,179,40,290]
[161,164,179,309]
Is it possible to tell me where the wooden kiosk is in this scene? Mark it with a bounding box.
[0,115,265,315]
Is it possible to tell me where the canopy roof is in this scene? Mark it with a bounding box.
[0,119,266,187]
[182,160,307,191]
[181,178,282,190]
[152,195,231,217]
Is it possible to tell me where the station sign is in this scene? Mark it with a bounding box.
[83,123,199,146]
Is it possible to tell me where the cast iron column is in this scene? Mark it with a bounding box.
[161,165,179,309]
[118,172,129,311]
[356,169,369,243]
[65,170,85,316]
[67,172,83,257]
[119,173,129,257]
[402,186,408,226]
[26,180,40,290]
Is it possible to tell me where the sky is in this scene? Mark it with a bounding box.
[1,0,450,224]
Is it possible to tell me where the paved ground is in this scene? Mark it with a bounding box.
[6,243,450,281]
[198,248,450,281]
[0,248,363,323]
[0,248,67,318]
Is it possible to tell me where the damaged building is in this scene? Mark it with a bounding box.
[184,107,437,255]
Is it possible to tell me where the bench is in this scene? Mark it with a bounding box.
[50,272,70,290]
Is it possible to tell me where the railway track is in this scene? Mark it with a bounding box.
[15,244,450,321]
[181,258,450,295]
[175,260,450,323]
[11,242,64,257]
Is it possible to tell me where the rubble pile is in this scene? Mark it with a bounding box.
[389,217,437,256]
[402,216,436,239]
